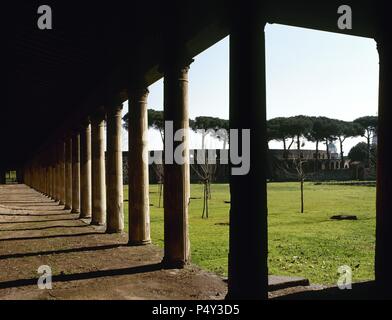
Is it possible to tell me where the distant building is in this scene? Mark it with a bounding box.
[269,149,339,160]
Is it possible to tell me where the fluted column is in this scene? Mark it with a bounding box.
[72,132,81,213]
[65,136,72,209]
[106,103,124,233]
[80,120,92,218]
[91,111,106,225]
[128,88,151,244]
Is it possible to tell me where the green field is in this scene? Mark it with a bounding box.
[123,182,376,285]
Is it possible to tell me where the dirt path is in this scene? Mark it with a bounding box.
[0,184,227,300]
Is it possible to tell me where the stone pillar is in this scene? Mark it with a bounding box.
[375,25,392,298]
[128,88,151,244]
[72,132,81,213]
[65,136,72,209]
[162,58,192,268]
[91,111,106,225]
[47,166,51,197]
[0,169,5,184]
[106,103,124,233]
[80,120,92,218]
[59,140,66,206]
[226,6,268,300]
[53,145,58,201]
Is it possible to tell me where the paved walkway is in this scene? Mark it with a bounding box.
[0,184,227,300]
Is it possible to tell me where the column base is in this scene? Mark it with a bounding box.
[106,228,125,234]
[128,239,151,246]
[71,209,81,214]
[161,256,188,269]
[91,221,105,226]
[64,205,71,210]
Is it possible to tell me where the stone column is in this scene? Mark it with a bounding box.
[106,103,124,233]
[52,145,58,201]
[47,163,51,195]
[80,120,92,218]
[91,111,106,225]
[0,169,5,184]
[128,88,151,245]
[65,136,72,209]
[226,5,268,300]
[375,25,392,298]
[162,58,192,268]
[59,140,66,206]
[72,132,81,213]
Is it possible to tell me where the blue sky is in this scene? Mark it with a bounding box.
[122,23,379,154]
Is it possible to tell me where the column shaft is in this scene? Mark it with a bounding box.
[375,32,392,298]
[91,114,106,225]
[227,8,268,299]
[58,140,66,206]
[72,132,81,213]
[65,137,72,209]
[106,105,124,233]
[163,63,191,268]
[80,121,92,218]
[128,89,151,244]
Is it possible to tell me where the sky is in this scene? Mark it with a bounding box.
[121,23,379,155]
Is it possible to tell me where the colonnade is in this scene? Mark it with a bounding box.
[12,8,392,300]
[22,53,194,272]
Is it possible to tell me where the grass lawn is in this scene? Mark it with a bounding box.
[123,182,376,285]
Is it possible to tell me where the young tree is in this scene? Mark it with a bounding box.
[354,116,378,167]
[293,158,306,213]
[191,151,217,219]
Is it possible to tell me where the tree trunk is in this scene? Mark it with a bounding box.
[326,139,330,169]
[300,178,304,213]
[339,138,344,162]
[202,132,206,150]
[367,132,371,168]
[202,181,209,219]
[315,140,319,173]
[158,182,163,208]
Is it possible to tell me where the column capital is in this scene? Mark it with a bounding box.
[128,87,150,102]
[159,57,194,75]
[91,107,107,123]
[104,94,124,112]
[105,103,123,115]
[80,116,91,128]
